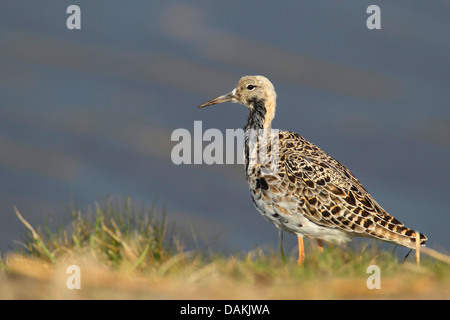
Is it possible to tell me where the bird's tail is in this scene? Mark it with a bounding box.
[398,228,427,249]
[368,223,427,249]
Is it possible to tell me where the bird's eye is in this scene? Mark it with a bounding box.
[247,85,256,90]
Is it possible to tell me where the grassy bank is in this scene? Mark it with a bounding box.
[1,198,449,299]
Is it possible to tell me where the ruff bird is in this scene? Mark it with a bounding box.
[199,75,426,264]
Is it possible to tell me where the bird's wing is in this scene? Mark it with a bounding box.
[280,132,426,247]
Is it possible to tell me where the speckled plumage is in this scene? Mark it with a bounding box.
[199,75,427,253]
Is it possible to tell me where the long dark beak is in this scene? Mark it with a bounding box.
[198,91,236,109]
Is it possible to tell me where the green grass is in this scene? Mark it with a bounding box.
[1,197,449,299]
[10,197,179,270]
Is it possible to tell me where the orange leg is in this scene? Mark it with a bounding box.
[317,239,323,253]
[297,235,305,265]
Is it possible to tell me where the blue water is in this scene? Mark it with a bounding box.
[0,1,449,257]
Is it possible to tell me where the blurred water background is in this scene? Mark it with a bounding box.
[0,1,449,257]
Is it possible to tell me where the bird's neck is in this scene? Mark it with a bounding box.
[244,97,276,131]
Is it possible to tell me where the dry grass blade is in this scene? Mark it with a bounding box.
[416,232,420,265]
[13,206,55,263]
[421,247,450,265]
[14,206,40,241]
[100,218,137,261]
[158,251,193,276]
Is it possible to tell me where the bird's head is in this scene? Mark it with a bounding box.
[198,75,277,111]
